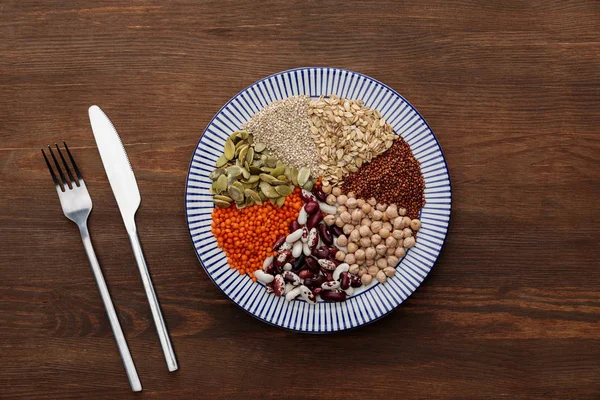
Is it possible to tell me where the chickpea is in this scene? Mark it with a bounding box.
[385,236,398,248]
[382,212,390,222]
[361,273,373,285]
[375,244,387,256]
[376,270,387,283]
[392,230,404,240]
[386,204,398,219]
[359,237,371,248]
[382,222,393,232]
[372,210,383,221]
[386,246,396,255]
[354,249,366,261]
[365,247,376,260]
[367,265,379,276]
[324,214,336,226]
[410,219,422,231]
[346,191,356,199]
[383,267,396,277]
[379,228,390,239]
[349,264,360,275]
[370,234,382,246]
[371,221,383,234]
[326,194,337,205]
[344,253,356,265]
[404,236,416,248]
[361,218,372,227]
[376,203,387,212]
[393,217,405,230]
[347,242,358,254]
[342,224,355,235]
[367,197,377,206]
[376,258,387,269]
[402,227,413,238]
[365,259,375,267]
[349,229,361,243]
[336,234,348,247]
[356,199,366,207]
[359,225,372,237]
[335,251,346,261]
[345,198,358,209]
[398,207,407,216]
[335,217,345,227]
[339,211,351,224]
[351,209,363,223]
[358,266,367,277]
[361,203,371,214]
[332,187,342,196]
[337,205,347,214]
[402,216,412,227]
[337,194,348,205]
[395,246,406,258]
[387,255,399,267]
[322,183,332,194]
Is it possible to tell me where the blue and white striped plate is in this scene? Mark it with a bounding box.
[185,67,451,333]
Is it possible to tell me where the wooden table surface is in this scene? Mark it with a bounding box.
[1,1,599,399]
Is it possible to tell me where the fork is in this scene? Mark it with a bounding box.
[42,142,142,392]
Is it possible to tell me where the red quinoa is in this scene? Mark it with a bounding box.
[341,138,425,219]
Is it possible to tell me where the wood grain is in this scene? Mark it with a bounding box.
[1,0,599,399]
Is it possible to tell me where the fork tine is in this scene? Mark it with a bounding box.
[41,148,62,190]
[63,141,83,182]
[55,143,76,186]
[48,145,69,189]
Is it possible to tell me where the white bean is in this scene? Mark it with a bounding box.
[303,242,311,256]
[254,270,274,284]
[297,207,308,225]
[285,286,302,302]
[333,263,350,280]
[286,228,304,243]
[319,202,338,215]
[262,256,274,270]
[292,240,303,258]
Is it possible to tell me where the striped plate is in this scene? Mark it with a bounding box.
[185,67,451,333]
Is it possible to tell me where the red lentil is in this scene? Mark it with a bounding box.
[341,138,425,219]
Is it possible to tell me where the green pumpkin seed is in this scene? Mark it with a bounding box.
[213,199,231,208]
[277,175,288,182]
[290,167,299,185]
[259,173,278,184]
[236,202,246,210]
[259,181,279,198]
[244,189,262,205]
[238,144,249,161]
[259,191,267,201]
[213,175,228,193]
[266,156,277,168]
[213,194,232,203]
[249,166,262,175]
[239,130,249,140]
[303,180,314,191]
[270,179,287,186]
[226,165,242,178]
[232,181,245,192]
[244,175,260,184]
[209,168,226,181]
[246,135,254,145]
[270,166,286,177]
[254,142,266,153]
[241,167,250,179]
[297,167,311,187]
[275,185,293,196]
[216,154,228,167]
[246,147,254,165]
[228,186,244,202]
[269,198,277,205]
[224,139,235,160]
[276,196,285,207]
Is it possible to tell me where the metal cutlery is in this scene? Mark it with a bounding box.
[88,106,178,372]
[42,143,142,392]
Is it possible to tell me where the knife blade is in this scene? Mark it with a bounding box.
[89,105,178,372]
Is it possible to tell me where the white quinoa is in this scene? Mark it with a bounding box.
[243,95,319,175]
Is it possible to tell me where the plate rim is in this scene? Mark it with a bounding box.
[184,66,452,333]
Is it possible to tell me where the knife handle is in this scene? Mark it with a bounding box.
[128,225,178,372]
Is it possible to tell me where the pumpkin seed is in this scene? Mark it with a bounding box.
[259,181,279,198]
[213,199,231,208]
[213,175,228,193]
[266,156,277,168]
[303,180,314,191]
[239,130,249,140]
[276,196,285,207]
[269,198,277,205]
[245,195,254,206]
[224,139,235,160]
[254,142,266,153]
[241,167,250,179]
[289,167,299,185]
[259,173,278,184]
[228,186,244,202]
[246,134,254,145]
[298,167,311,187]
[270,166,286,177]
[229,131,241,143]
[270,179,287,186]
[275,185,293,196]
[259,191,267,201]
[226,165,242,178]
[249,166,262,175]
[213,194,232,202]
[246,147,254,165]
[244,175,260,184]
[236,202,246,210]
[209,168,226,181]
[216,154,228,167]
[232,181,245,192]
[238,144,249,161]
[277,175,288,182]
[244,189,262,205]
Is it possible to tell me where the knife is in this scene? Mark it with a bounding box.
[88,105,178,372]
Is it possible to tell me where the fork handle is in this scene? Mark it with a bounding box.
[128,227,178,372]
[79,224,142,392]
